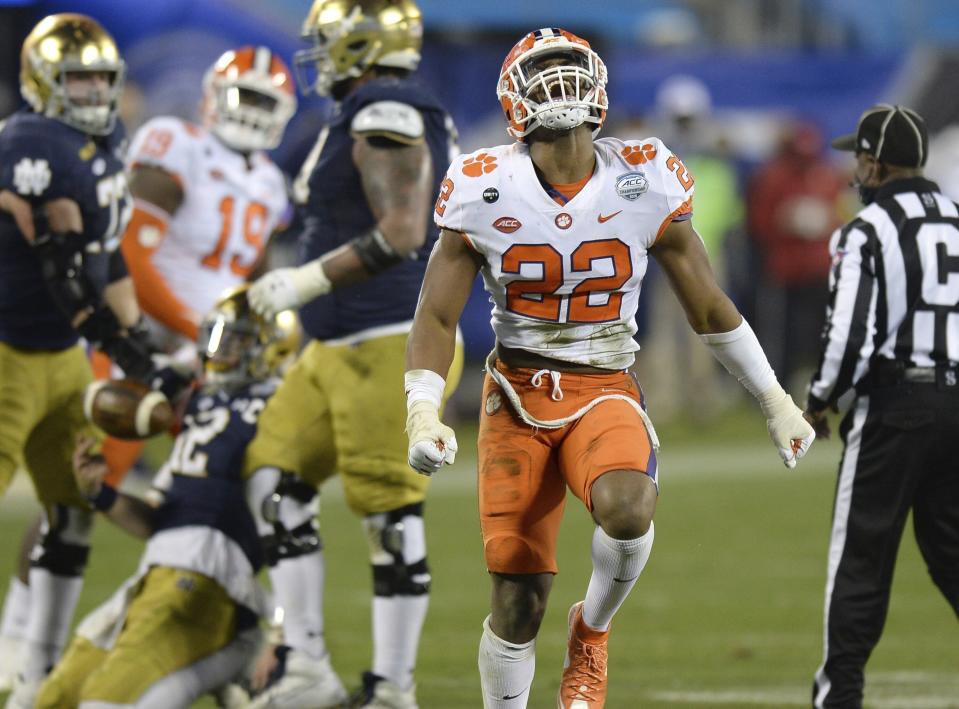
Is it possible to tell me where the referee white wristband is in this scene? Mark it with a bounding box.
[700,318,779,400]
[404,369,446,410]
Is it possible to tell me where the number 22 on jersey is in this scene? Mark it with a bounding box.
[503,239,633,323]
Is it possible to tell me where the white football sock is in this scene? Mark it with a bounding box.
[0,576,30,640]
[582,521,655,631]
[269,550,327,660]
[22,568,83,679]
[478,615,535,708]
[372,595,427,691]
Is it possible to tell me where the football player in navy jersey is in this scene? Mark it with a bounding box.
[244,1,463,706]
[35,286,299,709]
[0,14,155,705]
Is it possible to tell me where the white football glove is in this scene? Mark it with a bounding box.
[406,400,458,476]
[248,260,331,319]
[759,384,816,468]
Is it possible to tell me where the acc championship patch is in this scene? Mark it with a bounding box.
[616,172,649,201]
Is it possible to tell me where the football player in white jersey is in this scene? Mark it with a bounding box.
[123,44,294,351]
[404,28,816,708]
[104,45,295,486]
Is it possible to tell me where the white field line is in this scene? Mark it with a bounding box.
[0,439,841,508]
[650,671,959,708]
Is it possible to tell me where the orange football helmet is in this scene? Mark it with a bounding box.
[497,27,608,142]
[202,46,297,153]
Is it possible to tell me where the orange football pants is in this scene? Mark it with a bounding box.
[477,360,657,575]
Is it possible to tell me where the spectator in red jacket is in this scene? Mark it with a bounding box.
[748,121,849,393]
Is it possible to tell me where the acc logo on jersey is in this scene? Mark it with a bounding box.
[616,172,649,201]
[493,217,522,233]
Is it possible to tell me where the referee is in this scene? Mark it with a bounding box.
[805,104,959,709]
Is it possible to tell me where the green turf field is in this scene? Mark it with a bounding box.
[1,407,956,708]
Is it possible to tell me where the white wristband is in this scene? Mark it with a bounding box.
[404,369,446,410]
[700,318,778,399]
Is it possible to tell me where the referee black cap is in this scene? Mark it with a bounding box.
[831,104,928,167]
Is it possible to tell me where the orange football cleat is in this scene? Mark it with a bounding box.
[557,601,609,708]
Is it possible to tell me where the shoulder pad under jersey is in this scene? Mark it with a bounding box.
[128,116,204,186]
[351,101,424,145]
[433,144,515,234]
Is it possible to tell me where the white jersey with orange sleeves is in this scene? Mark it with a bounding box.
[434,137,694,370]
[127,116,289,316]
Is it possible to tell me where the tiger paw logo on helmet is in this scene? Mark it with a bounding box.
[462,153,497,177]
[621,144,658,165]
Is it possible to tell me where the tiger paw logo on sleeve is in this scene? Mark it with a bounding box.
[463,153,498,177]
[621,143,657,165]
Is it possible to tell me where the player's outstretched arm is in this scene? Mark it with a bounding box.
[405,229,481,475]
[249,136,433,318]
[72,436,155,539]
[651,219,815,468]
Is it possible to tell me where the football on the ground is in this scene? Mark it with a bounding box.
[83,378,175,439]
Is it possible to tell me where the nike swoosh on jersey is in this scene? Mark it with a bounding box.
[613,574,639,583]
[597,210,623,223]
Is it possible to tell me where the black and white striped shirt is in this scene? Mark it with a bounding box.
[809,177,959,409]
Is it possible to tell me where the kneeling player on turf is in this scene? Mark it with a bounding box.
[35,286,299,709]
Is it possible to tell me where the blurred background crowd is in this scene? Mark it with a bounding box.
[3,0,959,422]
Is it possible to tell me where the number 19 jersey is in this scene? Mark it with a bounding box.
[128,117,289,317]
[434,137,694,370]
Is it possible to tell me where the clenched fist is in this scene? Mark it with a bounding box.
[406,400,458,475]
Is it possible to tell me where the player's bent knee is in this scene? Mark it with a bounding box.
[248,467,322,566]
[590,469,656,539]
[364,502,431,596]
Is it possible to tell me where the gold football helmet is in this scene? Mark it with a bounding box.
[198,285,301,387]
[20,13,126,135]
[295,0,423,96]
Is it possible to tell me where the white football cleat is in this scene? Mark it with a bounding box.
[247,649,348,709]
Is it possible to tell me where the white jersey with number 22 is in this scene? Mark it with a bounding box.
[434,137,694,370]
